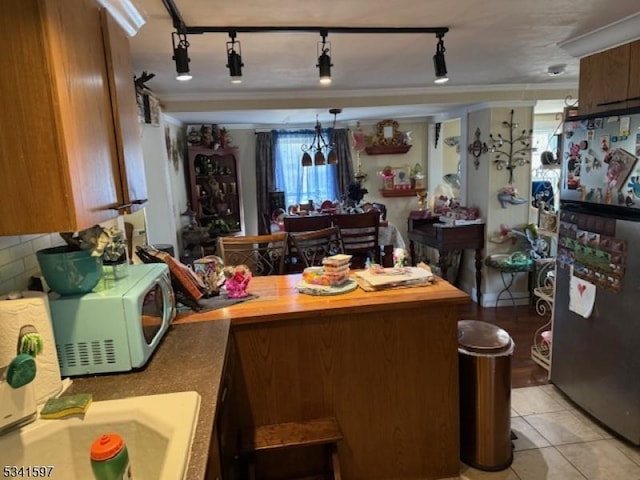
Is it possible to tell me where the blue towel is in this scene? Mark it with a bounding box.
[531,181,553,208]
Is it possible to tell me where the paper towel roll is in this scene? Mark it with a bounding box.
[0,291,63,404]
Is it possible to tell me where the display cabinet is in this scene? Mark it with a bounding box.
[186,146,243,235]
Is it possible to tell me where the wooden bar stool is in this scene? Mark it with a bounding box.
[241,417,342,480]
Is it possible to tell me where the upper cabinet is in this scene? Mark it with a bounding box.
[101,9,148,213]
[0,0,146,236]
[578,40,640,115]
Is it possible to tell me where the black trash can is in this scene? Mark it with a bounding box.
[458,320,514,471]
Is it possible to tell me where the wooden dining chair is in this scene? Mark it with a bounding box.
[282,215,334,272]
[217,232,288,276]
[331,211,381,268]
[290,226,345,268]
[282,215,333,232]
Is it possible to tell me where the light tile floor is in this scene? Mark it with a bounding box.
[456,385,640,480]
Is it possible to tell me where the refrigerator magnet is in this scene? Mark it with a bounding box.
[620,116,630,137]
[601,135,610,151]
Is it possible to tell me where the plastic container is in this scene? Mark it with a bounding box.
[36,246,103,295]
[90,433,132,480]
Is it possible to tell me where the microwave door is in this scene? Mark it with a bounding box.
[141,273,175,346]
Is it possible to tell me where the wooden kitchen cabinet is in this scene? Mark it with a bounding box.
[101,9,148,214]
[0,0,146,236]
[578,40,640,115]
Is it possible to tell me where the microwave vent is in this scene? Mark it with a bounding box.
[56,339,118,371]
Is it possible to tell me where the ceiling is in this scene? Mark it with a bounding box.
[127,0,640,126]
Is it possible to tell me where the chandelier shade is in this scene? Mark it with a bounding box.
[301,109,341,167]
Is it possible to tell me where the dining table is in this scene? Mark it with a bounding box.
[177,272,470,480]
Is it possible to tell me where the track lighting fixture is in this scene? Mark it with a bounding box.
[433,32,448,84]
[226,32,244,83]
[161,2,450,84]
[317,31,332,85]
[301,109,341,167]
[172,32,192,81]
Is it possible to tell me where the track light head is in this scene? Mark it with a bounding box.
[226,32,244,83]
[317,31,333,85]
[172,32,192,81]
[433,32,448,84]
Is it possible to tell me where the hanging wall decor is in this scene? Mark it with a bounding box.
[467,128,488,170]
[488,109,533,184]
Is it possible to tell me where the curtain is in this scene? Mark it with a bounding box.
[332,128,354,199]
[273,130,338,208]
[255,131,275,234]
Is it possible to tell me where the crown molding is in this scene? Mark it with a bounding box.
[558,12,640,58]
[96,0,146,37]
[159,82,577,103]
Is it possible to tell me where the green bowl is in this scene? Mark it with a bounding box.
[36,246,103,295]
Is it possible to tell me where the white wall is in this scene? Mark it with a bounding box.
[463,105,534,306]
[356,121,428,244]
[138,116,181,255]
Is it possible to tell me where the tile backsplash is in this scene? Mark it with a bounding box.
[0,234,66,295]
[0,219,123,296]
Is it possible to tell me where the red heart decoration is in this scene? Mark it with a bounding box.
[578,283,586,296]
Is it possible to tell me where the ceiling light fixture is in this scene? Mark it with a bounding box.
[160,1,449,84]
[226,32,244,83]
[546,64,567,77]
[317,31,332,85]
[433,32,448,84]
[172,31,192,81]
[301,109,341,167]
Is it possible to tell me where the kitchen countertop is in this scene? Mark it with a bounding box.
[175,272,469,326]
[66,318,230,480]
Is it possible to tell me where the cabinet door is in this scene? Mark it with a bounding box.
[627,40,640,110]
[1,0,124,235]
[578,43,630,115]
[101,9,148,213]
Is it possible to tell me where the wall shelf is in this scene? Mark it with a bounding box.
[365,145,412,155]
[379,188,425,198]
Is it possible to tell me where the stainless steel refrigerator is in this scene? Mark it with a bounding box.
[551,107,640,445]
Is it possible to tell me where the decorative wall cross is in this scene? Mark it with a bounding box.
[467,128,488,170]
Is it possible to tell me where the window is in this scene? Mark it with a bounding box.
[274,130,338,207]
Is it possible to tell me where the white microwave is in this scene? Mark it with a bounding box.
[48,263,175,376]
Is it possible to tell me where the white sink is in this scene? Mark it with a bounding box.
[0,391,201,480]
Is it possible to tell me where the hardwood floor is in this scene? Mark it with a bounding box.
[458,303,550,388]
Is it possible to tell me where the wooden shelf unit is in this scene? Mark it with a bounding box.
[379,188,426,198]
[365,145,412,155]
[186,146,243,234]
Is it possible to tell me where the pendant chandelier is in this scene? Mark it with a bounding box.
[301,108,341,167]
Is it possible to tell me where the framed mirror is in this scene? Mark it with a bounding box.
[372,120,402,146]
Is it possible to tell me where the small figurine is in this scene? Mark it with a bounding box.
[392,248,408,269]
[223,264,252,298]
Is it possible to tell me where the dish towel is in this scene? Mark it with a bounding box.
[569,272,596,318]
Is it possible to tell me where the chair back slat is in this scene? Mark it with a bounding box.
[290,226,345,268]
[218,232,288,276]
[331,211,380,267]
[283,215,333,232]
